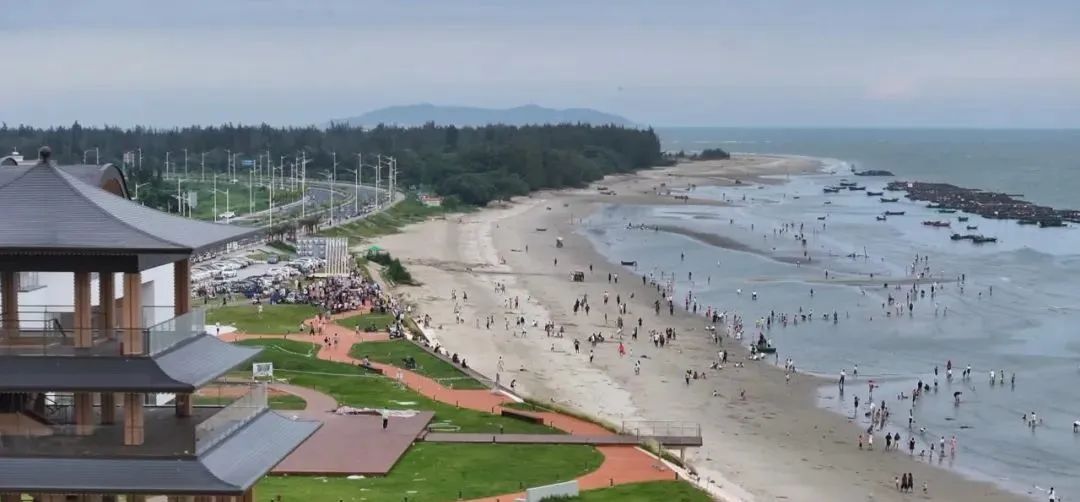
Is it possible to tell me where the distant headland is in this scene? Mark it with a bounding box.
[329,104,635,128]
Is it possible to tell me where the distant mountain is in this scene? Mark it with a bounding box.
[329,104,635,128]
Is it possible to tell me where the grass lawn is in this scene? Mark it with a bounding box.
[563,481,712,501]
[193,393,307,410]
[206,304,318,334]
[239,339,557,434]
[258,443,602,502]
[319,196,466,241]
[333,311,397,332]
[349,340,488,390]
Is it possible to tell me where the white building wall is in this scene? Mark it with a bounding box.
[6,264,178,406]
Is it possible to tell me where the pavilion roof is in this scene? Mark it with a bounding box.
[0,159,257,255]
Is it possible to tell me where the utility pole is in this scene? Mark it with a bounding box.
[330,151,337,225]
[226,149,231,183]
[200,152,206,182]
[248,167,254,215]
[213,174,218,222]
[165,151,171,180]
[183,148,189,179]
[301,151,307,219]
[375,154,382,211]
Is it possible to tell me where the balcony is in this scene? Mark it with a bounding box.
[0,385,268,458]
[0,308,207,357]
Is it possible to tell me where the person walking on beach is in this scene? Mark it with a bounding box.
[839,369,846,391]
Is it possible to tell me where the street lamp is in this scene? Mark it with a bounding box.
[132,182,150,203]
[212,187,230,223]
[342,168,359,214]
[82,148,99,165]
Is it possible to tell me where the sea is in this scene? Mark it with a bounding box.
[583,128,1080,500]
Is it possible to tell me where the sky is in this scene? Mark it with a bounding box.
[2,0,1079,128]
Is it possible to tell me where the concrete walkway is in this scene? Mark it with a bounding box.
[235,313,677,501]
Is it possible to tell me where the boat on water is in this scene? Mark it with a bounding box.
[752,334,777,355]
[938,209,958,214]
[884,210,905,216]
[951,233,998,243]
[823,187,841,193]
[1018,219,1038,225]
[876,215,887,221]
[1040,219,1066,228]
[923,220,951,227]
[958,216,969,222]
[848,186,866,191]
[817,216,827,220]
[966,225,978,230]
[880,197,899,203]
[927,203,943,209]
[866,191,884,196]
[838,181,856,187]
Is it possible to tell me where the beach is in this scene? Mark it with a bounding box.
[372,155,1032,501]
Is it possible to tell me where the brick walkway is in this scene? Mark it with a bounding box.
[233,311,676,499]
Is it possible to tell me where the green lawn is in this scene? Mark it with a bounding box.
[349,340,488,390]
[206,304,318,334]
[258,443,602,501]
[194,393,307,410]
[175,180,302,221]
[564,481,712,502]
[239,339,557,434]
[319,196,465,241]
[333,311,397,332]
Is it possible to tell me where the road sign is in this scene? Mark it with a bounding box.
[242,159,255,167]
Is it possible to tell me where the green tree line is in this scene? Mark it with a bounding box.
[0,122,664,207]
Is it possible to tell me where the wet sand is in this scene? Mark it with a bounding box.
[371,154,1024,501]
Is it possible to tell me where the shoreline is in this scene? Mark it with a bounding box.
[371,154,1027,501]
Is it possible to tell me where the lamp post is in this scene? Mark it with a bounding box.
[212,188,230,223]
[133,182,150,204]
[248,167,254,215]
[82,148,99,165]
[200,152,206,182]
[182,148,189,179]
[165,151,171,180]
[343,168,359,214]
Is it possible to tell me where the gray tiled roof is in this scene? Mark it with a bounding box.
[156,335,263,388]
[0,335,262,392]
[202,411,322,489]
[0,162,257,253]
[0,411,320,494]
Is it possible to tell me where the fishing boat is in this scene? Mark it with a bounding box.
[922,220,951,227]
[823,187,840,193]
[1018,219,1038,225]
[866,191,884,196]
[817,216,827,220]
[966,225,978,230]
[938,209,958,214]
[972,236,998,243]
[927,203,943,209]
[950,233,974,241]
[957,216,969,222]
[848,185,866,191]
[880,197,899,203]
[1039,219,1066,228]
[838,181,856,187]
[884,210,905,216]
[876,215,887,221]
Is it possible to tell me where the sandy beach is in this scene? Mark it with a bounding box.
[372,155,1026,502]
